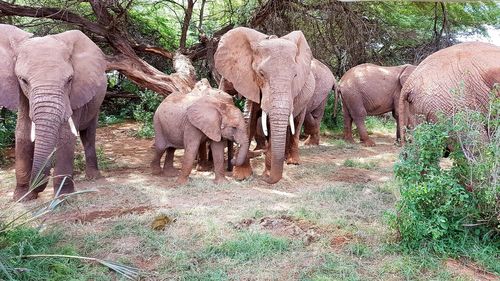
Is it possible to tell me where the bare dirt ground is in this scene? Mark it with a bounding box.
[0,121,497,281]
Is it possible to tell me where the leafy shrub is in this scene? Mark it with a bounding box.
[392,93,499,253]
[321,90,343,133]
[133,90,162,138]
[0,109,17,166]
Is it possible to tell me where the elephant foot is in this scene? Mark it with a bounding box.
[85,168,102,180]
[151,165,163,176]
[175,176,189,185]
[53,179,75,197]
[286,155,300,165]
[13,187,38,201]
[213,176,228,184]
[344,136,355,144]
[162,168,179,177]
[261,174,281,184]
[233,162,253,181]
[196,161,213,172]
[304,135,320,146]
[361,139,376,147]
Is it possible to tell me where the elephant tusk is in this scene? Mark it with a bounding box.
[262,111,268,137]
[289,114,295,135]
[31,121,36,142]
[68,117,79,137]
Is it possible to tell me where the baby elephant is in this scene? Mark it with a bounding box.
[151,85,249,184]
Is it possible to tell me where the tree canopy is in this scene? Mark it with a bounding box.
[0,0,499,94]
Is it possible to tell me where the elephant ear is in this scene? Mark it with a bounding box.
[0,24,32,110]
[214,27,267,103]
[53,30,107,110]
[398,64,416,88]
[187,97,222,142]
[281,31,313,95]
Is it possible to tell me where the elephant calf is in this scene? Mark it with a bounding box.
[151,82,249,184]
[338,63,416,146]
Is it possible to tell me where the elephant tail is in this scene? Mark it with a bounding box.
[332,79,340,120]
[398,89,409,145]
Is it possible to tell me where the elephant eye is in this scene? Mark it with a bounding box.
[67,76,73,84]
[19,77,28,86]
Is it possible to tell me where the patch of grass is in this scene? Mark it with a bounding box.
[365,115,396,134]
[293,207,322,221]
[0,227,110,281]
[73,146,115,172]
[313,185,350,203]
[205,231,290,262]
[178,268,228,281]
[326,139,355,149]
[343,159,378,170]
[98,114,126,126]
[300,253,360,281]
[346,242,372,258]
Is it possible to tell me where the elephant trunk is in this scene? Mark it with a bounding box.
[232,131,249,166]
[267,106,291,184]
[29,91,66,189]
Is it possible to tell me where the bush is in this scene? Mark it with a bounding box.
[133,90,162,138]
[321,90,343,133]
[0,109,17,166]
[392,93,499,254]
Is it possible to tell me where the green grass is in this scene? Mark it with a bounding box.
[326,139,355,149]
[343,159,378,170]
[204,231,290,262]
[300,253,360,281]
[73,146,115,172]
[0,227,110,281]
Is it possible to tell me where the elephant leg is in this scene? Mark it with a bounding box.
[287,111,306,165]
[303,112,316,145]
[305,98,327,146]
[254,117,267,150]
[263,136,271,178]
[196,141,213,171]
[14,123,37,201]
[392,110,401,143]
[151,136,166,175]
[227,140,233,172]
[343,105,355,143]
[352,115,375,147]
[211,140,228,184]
[162,147,178,177]
[80,116,101,179]
[233,101,257,181]
[176,133,202,185]
[13,97,39,201]
[53,127,76,196]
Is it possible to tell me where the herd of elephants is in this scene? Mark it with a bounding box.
[0,23,499,201]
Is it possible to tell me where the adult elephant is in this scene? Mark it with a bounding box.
[302,60,337,146]
[215,27,316,184]
[0,24,107,200]
[398,42,500,144]
[338,63,416,146]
